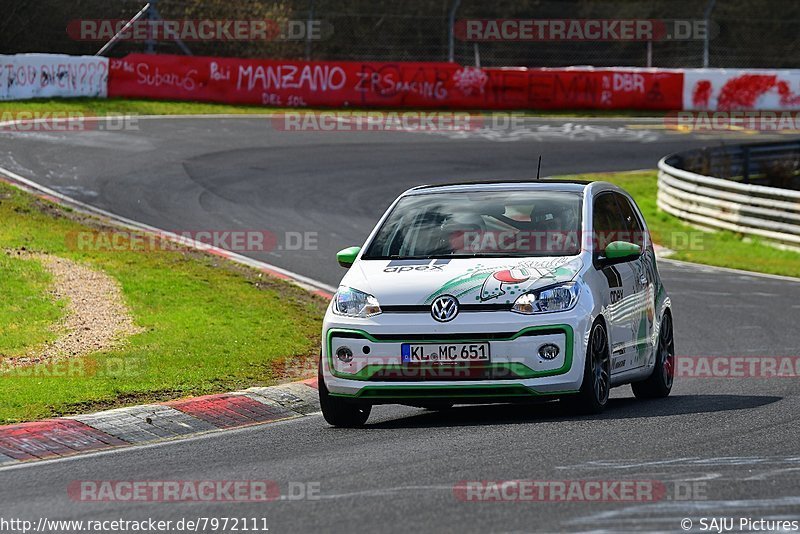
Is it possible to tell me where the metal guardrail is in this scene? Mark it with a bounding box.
[657,141,800,248]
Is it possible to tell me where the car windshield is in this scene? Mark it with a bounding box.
[362,190,583,259]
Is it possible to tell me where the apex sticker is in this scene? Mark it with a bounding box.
[384,258,450,273]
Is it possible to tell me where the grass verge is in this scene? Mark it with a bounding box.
[0,253,65,357]
[0,181,326,424]
[0,97,668,118]
[561,170,800,278]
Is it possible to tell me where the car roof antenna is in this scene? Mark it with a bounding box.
[536,155,542,180]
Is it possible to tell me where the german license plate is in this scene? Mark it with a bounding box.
[401,343,490,364]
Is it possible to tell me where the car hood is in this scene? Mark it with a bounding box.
[341,256,583,306]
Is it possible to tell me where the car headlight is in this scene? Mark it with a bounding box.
[332,287,382,318]
[511,283,580,314]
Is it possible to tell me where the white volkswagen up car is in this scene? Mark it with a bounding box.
[319,180,674,426]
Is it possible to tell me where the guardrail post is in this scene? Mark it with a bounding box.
[742,146,750,184]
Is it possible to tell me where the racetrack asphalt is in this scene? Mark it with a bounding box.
[0,117,798,533]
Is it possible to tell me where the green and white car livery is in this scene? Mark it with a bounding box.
[319,180,674,427]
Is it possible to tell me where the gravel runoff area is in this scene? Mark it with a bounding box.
[2,250,142,367]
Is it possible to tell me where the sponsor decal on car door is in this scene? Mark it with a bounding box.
[602,262,639,373]
[593,191,640,375]
[617,194,655,370]
[630,249,658,367]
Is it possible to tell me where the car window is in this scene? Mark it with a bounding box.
[362,190,583,259]
[592,192,625,252]
[614,193,646,249]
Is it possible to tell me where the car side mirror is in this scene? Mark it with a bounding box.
[336,246,361,268]
[598,241,641,266]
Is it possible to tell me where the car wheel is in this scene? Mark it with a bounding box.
[319,358,371,427]
[567,320,611,414]
[632,311,675,399]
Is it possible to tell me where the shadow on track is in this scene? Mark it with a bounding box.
[364,394,781,429]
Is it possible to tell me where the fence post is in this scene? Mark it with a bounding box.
[702,0,716,68]
[447,0,462,63]
[305,0,316,61]
[145,0,157,54]
[95,2,151,56]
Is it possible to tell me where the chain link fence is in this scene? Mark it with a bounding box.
[2,0,798,68]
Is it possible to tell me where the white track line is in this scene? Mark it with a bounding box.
[0,412,322,473]
[660,257,800,283]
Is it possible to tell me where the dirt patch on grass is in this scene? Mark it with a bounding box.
[2,250,143,366]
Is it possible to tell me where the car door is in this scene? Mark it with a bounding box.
[592,192,638,375]
[615,193,655,369]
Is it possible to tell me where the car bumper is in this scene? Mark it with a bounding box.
[321,303,594,402]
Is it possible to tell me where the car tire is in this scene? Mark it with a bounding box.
[566,320,611,415]
[632,311,675,399]
[319,359,371,427]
